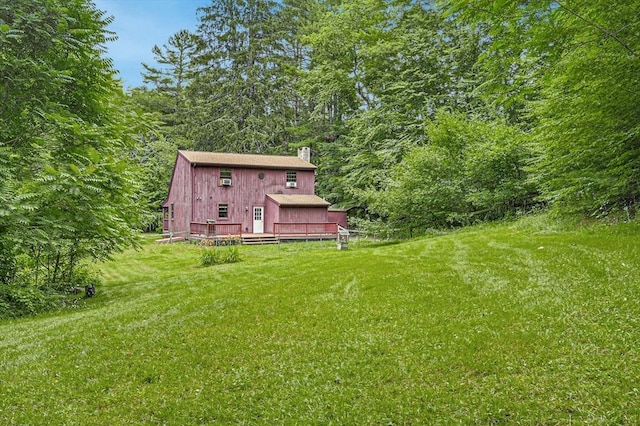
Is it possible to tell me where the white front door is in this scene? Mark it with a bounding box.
[253,207,264,233]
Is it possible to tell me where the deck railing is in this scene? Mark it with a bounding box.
[190,221,242,237]
[274,222,338,237]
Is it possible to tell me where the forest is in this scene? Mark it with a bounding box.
[1,0,639,316]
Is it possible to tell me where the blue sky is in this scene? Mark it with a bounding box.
[93,0,209,90]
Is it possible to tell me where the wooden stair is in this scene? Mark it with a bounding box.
[242,235,279,245]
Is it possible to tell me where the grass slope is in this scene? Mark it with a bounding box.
[1,216,640,424]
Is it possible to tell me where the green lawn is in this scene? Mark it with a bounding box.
[2,216,640,424]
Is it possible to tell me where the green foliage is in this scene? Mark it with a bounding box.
[128,29,201,230]
[126,118,179,231]
[534,38,640,216]
[433,112,539,219]
[200,246,242,267]
[0,256,55,318]
[304,1,487,209]
[142,29,198,97]
[374,111,537,233]
[0,257,100,319]
[0,0,144,316]
[138,28,197,149]
[8,248,59,311]
[0,286,57,319]
[200,248,222,267]
[441,0,640,217]
[63,265,100,294]
[377,143,468,230]
[223,245,242,263]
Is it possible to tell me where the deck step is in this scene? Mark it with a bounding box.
[242,236,279,245]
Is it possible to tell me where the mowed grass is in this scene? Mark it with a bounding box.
[2,216,640,425]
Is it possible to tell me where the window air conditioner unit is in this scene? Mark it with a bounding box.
[221,178,232,186]
[286,181,297,188]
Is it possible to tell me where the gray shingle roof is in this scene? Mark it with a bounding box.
[179,150,316,170]
[266,194,331,207]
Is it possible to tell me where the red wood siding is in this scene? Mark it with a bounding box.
[279,206,328,224]
[264,196,280,233]
[191,166,316,233]
[162,153,193,235]
[264,200,328,234]
[328,211,348,229]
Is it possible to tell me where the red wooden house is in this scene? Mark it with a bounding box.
[162,148,343,241]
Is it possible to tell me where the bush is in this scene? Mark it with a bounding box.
[223,246,241,263]
[0,285,60,319]
[200,246,242,267]
[201,248,223,267]
[0,244,16,286]
[373,111,538,234]
[0,258,101,319]
[61,266,100,295]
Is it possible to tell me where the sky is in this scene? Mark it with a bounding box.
[93,0,208,90]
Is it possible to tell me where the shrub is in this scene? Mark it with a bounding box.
[201,248,223,267]
[0,258,101,319]
[200,246,242,267]
[223,246,241,263]
[62,266,100,295]
[0,284,60,319]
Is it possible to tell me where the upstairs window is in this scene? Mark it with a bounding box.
[286,171,297,188]
[220,168,232,186]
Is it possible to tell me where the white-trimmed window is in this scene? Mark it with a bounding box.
[286,171,297,187]
[220,168,232,186]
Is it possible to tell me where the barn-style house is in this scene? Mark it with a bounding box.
[162,148,346,243]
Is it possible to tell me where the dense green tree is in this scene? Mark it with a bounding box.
[125,94,176,231]
[129,30,201,229]
[141,29,198,148]
[441,0,640,217]
[0,0,145,314]
[143,29,198,96]
[302,0,385,125]
[376,143,467,232]
[188,0,309,153]
[534,3,640,216]
[303,1,486,211]
[300,0,388,205]
[374,111,536,233]
[273,0,324,147]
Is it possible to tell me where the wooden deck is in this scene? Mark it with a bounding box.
[178,222,340,245]
[186,231,339,245]
[159,222,346,245]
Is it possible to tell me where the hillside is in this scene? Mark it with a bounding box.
[1,216,639,424]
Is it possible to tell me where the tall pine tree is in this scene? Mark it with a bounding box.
[188,0,309,153]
